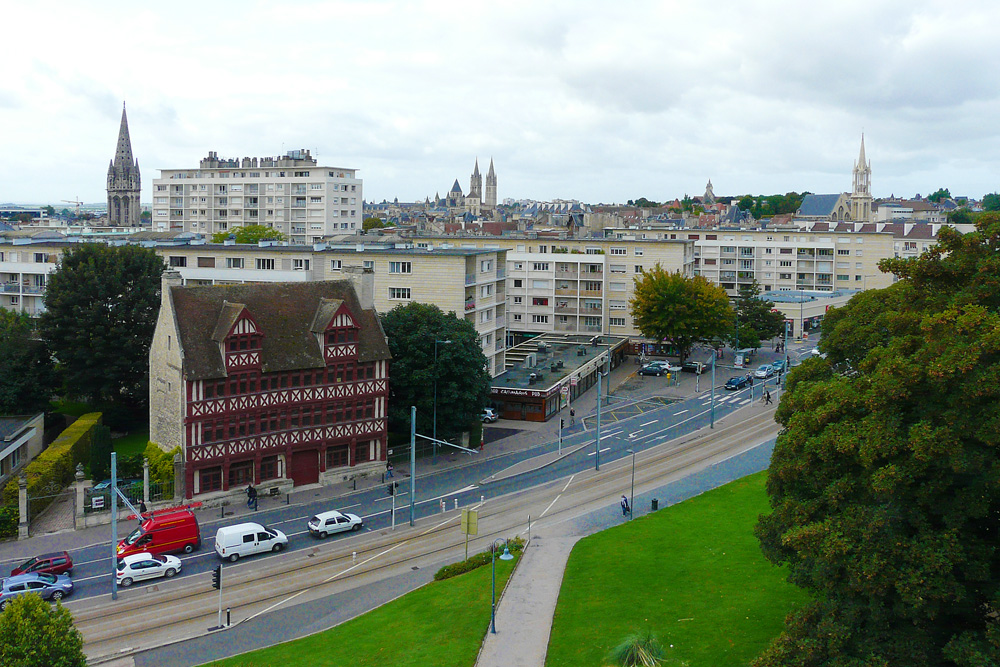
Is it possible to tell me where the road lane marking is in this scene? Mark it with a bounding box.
[587,448,612,456]
[640,419,657,427]
[673,409,689,416]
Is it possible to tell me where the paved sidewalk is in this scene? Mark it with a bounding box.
[475,535,580,667]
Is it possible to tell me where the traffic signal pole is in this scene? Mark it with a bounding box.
[212,565,222,629]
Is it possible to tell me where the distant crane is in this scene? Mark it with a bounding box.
[62,198,83,218]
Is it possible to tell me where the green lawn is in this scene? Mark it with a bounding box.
[49,400,93,417]
[112,429,149,458]
[204,555,519,667]
[545,471,808,666]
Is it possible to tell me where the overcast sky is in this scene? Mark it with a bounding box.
[4,0,999,206]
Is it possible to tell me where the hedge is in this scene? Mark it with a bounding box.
[0,412,102,537]
[144,442,181,486]
[434,536,525,581]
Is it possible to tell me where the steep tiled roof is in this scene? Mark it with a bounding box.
[171,281,389,380]
[797,194,842,217]
[905,225,935,239]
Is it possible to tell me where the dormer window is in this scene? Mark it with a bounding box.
[325,328,357,345]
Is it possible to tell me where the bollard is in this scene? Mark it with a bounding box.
[651,498,659,511]
[286,493,290,505]
[454,498,458,510]
[440,499,446,513]
[481,495,484,505]
[226,607,231,626]
[352,551,356,563]
[220,504,224,519]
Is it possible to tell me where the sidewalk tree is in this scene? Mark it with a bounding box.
[38,243,164,427]
[380,302,491,441]
[0,310,55,415]
[629,265,732,361]
[210,224,284,244]
[0,593,86,667]
[730,280,785,350]
[754,213,1000,667]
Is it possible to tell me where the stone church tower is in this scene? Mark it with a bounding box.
[850,135,872,223]
[107,103,142,226]
[469,159,483,201]
[484,158,497,209]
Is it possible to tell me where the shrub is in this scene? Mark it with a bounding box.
[433,536,524,581]
[607,629,665,667]
[89,424,112,481]
[144,442,180,486]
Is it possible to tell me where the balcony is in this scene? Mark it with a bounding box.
[555,287,578,296]
[555,269,579,279]
[466,273,476,286]
[554,306,578,315]
[465,301,476,312]
[2,284,21,293]
[579,289,602,297]
[496,268,505,280]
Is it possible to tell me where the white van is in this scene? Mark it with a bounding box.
[214,522,288,562]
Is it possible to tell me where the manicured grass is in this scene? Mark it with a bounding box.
[545,471,809,666]
[50,400,93,417]
[112,429,150,458]
[204,555,518,667]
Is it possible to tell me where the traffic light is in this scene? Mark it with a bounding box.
[560,419,565,429]
[387,482,398,496]
[211,564,221,590]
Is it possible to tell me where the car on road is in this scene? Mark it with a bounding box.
[116,552,182,588]
[10,551,73,577]
[0,573,73,609]
[637,364,666,376]
[681,361,706,374]
[308,510,364,538]
[214,522,288,562]
[754,364,775,379]
[724,375,753,390]
[481,408,498,423]
[771,359,787,373]
[648,360,682,373]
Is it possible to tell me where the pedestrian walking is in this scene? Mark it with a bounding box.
[570,408,575,425]
[246,483,258,510]
[620,494,630,516]
[386,461,394,478]
[139,500,148,516]
[765,390,773,405]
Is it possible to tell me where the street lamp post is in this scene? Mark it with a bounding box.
[595,370,602,471]
[626,449,635,521]
[710,354,716,428]
[490,538,514,634]
[433,339,452,456]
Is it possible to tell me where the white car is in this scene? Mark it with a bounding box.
[649,360,682,373]
[116,552,182,587]
[308,510,364,538]
[754,364,775,379]
[481,408,498,423]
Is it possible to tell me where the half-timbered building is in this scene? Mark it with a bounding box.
[149,268,390,500]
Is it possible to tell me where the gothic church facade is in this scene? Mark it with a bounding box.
[106,103,142,227]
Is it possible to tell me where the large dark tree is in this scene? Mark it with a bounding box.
[39,244,164,424]
[210,224,284,244]
[380,302,491,441]
[629,265,732,361]
[730,280,786,350]
[0,310,56,414]
[754,213,1000,667]
[0,593,86,667]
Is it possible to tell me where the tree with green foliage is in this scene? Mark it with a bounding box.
[89,424,113,482]
[39,244,164,426]
[140,210,151,223]
[380,303,491,441]
[363,216,386,231]
[628,198,660,208]
[0,593,86,667]
[730,281,785,351]
[42,205,55,217]
[210,224,284,244]
[630,265,732,362]
[927,187,952,203]
[948,207,974,225]
[981,192,1000,212]
[0,310,56,414]
[754,213,1000,667]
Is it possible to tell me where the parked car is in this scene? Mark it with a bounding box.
[307,510,363,538]
[754,364,775,379]
[10,551,73,577]
[93,478,141,491]
[637,364,665,376]
[724,375,753,390]
[481,408,498,423]
[116,552,182,587]
[0,573,73,609]
[681,361,705,374]
[214,522,288,562]
[771,359,787,373]
[648,360,682,373]
[117,510,201,559]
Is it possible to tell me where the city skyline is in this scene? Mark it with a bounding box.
[4,1,1000,205]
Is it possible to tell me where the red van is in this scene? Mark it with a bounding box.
[117,510,201,559]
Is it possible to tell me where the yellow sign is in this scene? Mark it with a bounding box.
[461,509,479,535]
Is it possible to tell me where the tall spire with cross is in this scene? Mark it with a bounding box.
[107,103,142,227]
[850,134,872,223]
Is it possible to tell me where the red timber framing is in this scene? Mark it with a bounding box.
[182,305,388,498]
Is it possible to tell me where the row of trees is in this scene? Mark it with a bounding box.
[630,266,785,361]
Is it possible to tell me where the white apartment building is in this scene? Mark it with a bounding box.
[152,150,362,243]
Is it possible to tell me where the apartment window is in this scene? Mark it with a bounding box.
[389,287,411,300]
[513,279,523,288]
[256,258,275,270]
[197,257,216,268]
[780,260,792,267]
[837,275,850,281]
[634,248,643,256]
[513,296,523,304]
[634,265,644,273]
[609,282,626,291]
[226,257,244,269]
[855,250,864,257]
[169,256,187,268]
[513,314,522,322]
[389,261,412,274]
[480,310,492,323]
[532,297,549,306]
[532,315,549,323]
[838,249,850,255]
[779,273,792,280]
[583,316,601,327]
[330,260,343,271]
[363,260,374,270]
[610,317,627,327]
[532,279,550,289]
[480,259,493,271]
[513,262,523,270]
[293,171,310,177]
[33,253,46,263]
[610,247,627,255]
[293,259,310,270]
[610,264,626,273]
[532,262,549,271]
[480,284,494,297]
[610,300,627,310]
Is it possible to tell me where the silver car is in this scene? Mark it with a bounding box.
[0,572,74,609]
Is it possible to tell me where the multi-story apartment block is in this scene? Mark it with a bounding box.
[150,273,391,499]
[152,150,362,243]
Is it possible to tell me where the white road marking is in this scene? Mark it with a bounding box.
[587,448,612,456]
[673,409,689,416]
[640,419,658,427]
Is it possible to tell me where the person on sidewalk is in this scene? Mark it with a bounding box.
[570,408,575,425]
[246,483,258,510]
[386,461,394,478]
[764,390,773,405]
[620,494,630,516]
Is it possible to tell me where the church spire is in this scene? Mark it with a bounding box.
[857,133,867,169]
[113,103,135,170]
[107,102,142,227]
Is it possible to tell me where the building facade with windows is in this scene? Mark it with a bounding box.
[151,150,362,243]
[149,272,391,500]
